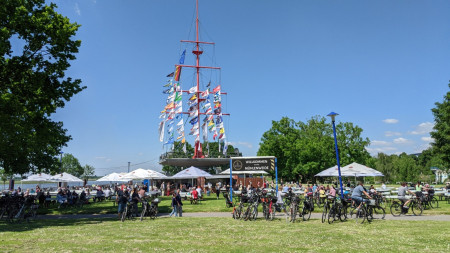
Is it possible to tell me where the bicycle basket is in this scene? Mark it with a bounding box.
[368,199,376,206]
[152,198,161,203]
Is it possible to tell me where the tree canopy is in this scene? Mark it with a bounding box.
[61,153,83,177]
[0,0,84,175]
[430,82,450,169]
[258,116,371,181]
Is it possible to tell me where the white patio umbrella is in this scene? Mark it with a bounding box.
[171,166,212,179]
[22,173,53,182]
[122,168,167,180]
[342,162,384,177]
[50,172,83,183]
[96,172,128,182]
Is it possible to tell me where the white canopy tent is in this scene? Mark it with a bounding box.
[96,172,128,182]
[49,172,83,183]
[22,173,53,182]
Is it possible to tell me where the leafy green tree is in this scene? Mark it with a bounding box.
[258,117,300,180]
[61,154,83,177]
[258,116,371,182]
[82,164,95,182]
[0,0,85,175]
[430,82,450,169]
[162,142,194,175]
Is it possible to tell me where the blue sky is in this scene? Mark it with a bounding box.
[45,0,450,176]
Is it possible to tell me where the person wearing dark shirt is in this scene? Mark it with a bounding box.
[131,188,140,217]
[176,189,183,217]
[116,189,128,219]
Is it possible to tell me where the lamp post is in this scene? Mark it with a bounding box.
[327,112,344,199]
[59,151,64,173]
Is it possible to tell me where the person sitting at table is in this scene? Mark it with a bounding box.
[446,182,450,190]
[369,185,377,195]
[191,188,199,202]
[72,190,79,204]
[398,182,414,209]
[381,182,387,190]
[94,188,104,202]
[104,187,111,200]
[79,190,88,204]
[415,181,423,193]
[56,190,67,207]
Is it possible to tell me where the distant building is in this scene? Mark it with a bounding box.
[430,167,448,183]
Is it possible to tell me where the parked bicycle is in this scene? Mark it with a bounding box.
[140,197,160,221]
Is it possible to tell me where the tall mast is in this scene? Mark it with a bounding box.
[176,0,229,159]
[193,0,203,158]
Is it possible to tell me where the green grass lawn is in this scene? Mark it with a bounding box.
[0,217,449,252]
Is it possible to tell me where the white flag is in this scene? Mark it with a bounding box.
[177,119,184,126]
[223,141,228,155]
[158,121,165,142]
[189,86,198,94]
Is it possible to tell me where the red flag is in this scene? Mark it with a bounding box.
[213,85,221,93]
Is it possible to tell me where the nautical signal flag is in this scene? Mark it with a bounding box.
[213,85,221,93]
[174,66,182,81]
[166,72,174,77]
[189,94,197,101]
[165,102,175,110]
[189,86,197,94]
[179,49,186,64]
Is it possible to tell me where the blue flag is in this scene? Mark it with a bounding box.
[179,49,186,64]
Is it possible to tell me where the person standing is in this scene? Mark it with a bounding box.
[215,183,220,199]
[117,188,128,219]
[160,181,165,197]
[169,192,178,217]
[176,189,183,217]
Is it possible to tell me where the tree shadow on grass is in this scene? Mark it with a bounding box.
[0,217,115,233]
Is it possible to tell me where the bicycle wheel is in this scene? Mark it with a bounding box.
[140,204,147,221]
[430,197,439,209]
[243,206,251,221]
[411,201,423,216]
[390,202,402,217]
[327,207,336,224]
[289,203,297,223]
[250,205,258,221]
[302,205,311,221]
[121,206,128,222]
[321,204,328,223]
[338,204,348,222]
[149,206,157,219]
[354,207,366,224]
[366,206,374,222]
[371,206,385,220]
[269,204,276,221]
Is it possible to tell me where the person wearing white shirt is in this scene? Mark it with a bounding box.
[196,186,202,199]
[104,188,111,199]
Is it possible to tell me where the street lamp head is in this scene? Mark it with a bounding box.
[327,112,339,122]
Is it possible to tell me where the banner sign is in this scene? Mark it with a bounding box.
[231,157,276,171]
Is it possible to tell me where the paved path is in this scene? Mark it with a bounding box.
[36,212,450,221]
